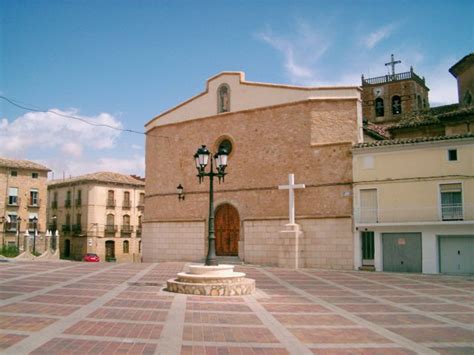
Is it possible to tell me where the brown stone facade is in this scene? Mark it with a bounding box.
[144,98,358,269]
[362,76,429,124]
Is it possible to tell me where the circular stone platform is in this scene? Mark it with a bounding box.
[167,264,255,296]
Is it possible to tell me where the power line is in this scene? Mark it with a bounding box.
[0,95,168,140]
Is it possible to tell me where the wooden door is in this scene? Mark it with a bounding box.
[215,204,239,256]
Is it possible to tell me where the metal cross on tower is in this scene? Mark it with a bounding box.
[385,54,401,76]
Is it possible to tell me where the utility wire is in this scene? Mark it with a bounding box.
[0,95,168,140]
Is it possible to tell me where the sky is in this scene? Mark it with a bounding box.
[0,0,473,178]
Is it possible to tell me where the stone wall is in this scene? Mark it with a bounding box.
[142,221,205,262]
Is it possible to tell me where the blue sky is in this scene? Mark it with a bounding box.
[1,0,473,177]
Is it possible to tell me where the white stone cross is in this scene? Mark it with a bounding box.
[278,173,305,225]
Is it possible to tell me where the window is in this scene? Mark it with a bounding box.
[76,190,82,206]
[448,149,457,161]
[218,138,233,155]
[359,189,378,223]
[32,172,39,179]
[139,193,145,206]
[6,213,17,231]
[106,214,115,233]
[76,213,81,225]
[123,215,130,226]
[392,95,402,114]
[107,190,115,207]
[65,191,72,207]
[217,84,230,113]
[65,213,71,225]
[10,171,17,177]
[8,187,18,205]
[440,183,463,220]
[123,240,129,254]
[375,98,384,117]
[29,213,38,231]
[123,191,131,209]
[417,95,422,110]
[30,189,39,206]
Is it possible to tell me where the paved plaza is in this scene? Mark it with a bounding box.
[0,261,472,354]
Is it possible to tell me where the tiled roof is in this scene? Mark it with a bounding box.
[388,105,473,131]
[353,132,474,149]
[48,171,145,187]
[363,123,390,139]
[449,53,474,77]
[0,157,50,171]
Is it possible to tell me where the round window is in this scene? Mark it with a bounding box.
[218,139,233,155]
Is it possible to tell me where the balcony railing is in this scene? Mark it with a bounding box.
[120,225,133,237]
[137,201,145,211]
[65,199,72,208]
[362,71,426,86]
[48,223,58,231]
[28,198,41,207]
[5,222,18,232]
[106,199,116,208]
[62,225,71,233]
[441,204,463,221]
[105,224,117,234]
[122,200,131,210]
[72,224,82,233]
[7,197,20,206]
[51,200,58,209]
[354,204,472,225]
[75,198,82,207]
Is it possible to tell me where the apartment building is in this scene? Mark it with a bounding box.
[353,134,474,274]
[0,157,50,252]
[47,172,145,262]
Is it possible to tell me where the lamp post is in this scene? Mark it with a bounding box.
[51,215,57,250]
[194,145,228,266]
[0,216,5,248]
[32,216,38,254]
[16,216,21,250]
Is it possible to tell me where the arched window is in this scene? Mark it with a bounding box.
[392,95,402,114]
[417,95,422,110]
[423,98,427,109]
[217,84,230,113]
[123,240,129,254]
[375,98,384,117]
[106,214,115,234]
[123,214,130,226]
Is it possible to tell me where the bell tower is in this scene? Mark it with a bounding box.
[361,54,430,123]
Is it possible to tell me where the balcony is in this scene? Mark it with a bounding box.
[62,225,71,233]
[362,70,426,86]
[106,199,116,208]
[120,225,133,237]
[137,202,144,212]
[28,199,41,208]
[75,198,82,207]
[122,200,131,210]
[7,197,20,207]
[65,199,72,208]
[105,224,117,235]
[72,224,82,233]
[48,223,58,231]
[5,222,18,232]
[51,200,58,209]
[354,203,473,225]
[441,204,463,221]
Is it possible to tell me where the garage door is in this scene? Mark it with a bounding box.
[382,233,422,273]
[439,236,474,274]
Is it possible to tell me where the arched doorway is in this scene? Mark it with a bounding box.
[105,240,115,260]
[215,204,239,256]
[64,239,71,258]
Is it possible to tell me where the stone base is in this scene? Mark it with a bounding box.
[166,263,255,296]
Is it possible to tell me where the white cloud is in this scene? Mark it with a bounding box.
[0,108,147,177]
[257,21,330,84]
[131,144,142,150]
[362,23,397,49]
[0,108,122,157]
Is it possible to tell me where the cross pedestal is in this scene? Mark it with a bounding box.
[278,174,306,269]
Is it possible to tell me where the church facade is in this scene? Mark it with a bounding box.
[143,72,363,269]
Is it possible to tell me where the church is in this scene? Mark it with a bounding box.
[143,72,363,269]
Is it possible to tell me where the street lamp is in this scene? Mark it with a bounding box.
[194,145,228,266]
[51,215,57,250]
[32,216,38,254]
[16,216,21,250]
[176,184,185,201]
[0,216,5,248]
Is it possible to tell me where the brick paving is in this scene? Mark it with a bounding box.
[0,261,471,354]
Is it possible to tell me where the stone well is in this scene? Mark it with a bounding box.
[167,264,255,296]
